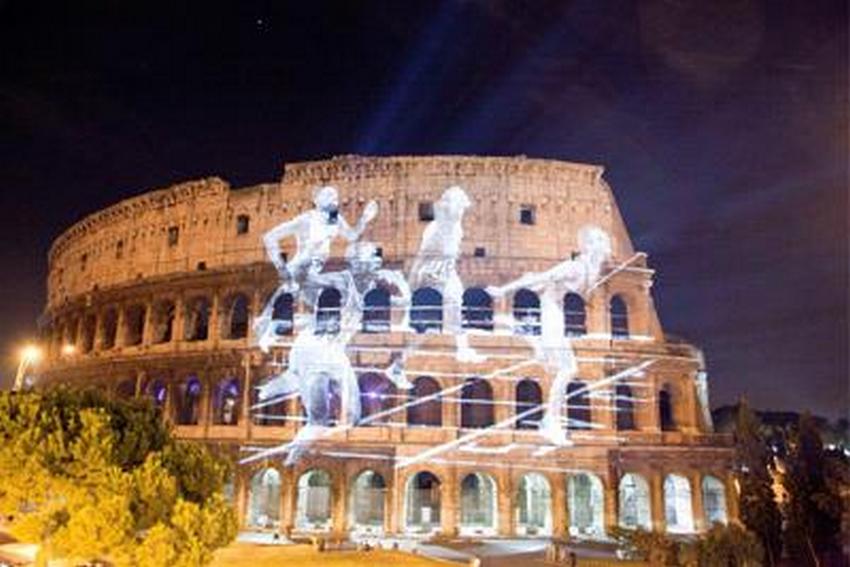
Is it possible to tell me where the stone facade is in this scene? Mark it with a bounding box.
[39,155,736,539]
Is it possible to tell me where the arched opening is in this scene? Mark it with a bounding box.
[271,292,294,335]
[176,376,202,425]
[460,473,497,534]
[407,376,442,427]
[363,288,391,333]
[358,373,395,425]
[515,379,543,430]
[461,378,494,429]
[224,293,250,339]
[315,287,341,335]
[659,386,675,431]
[462,287,494,331]
[664,474,695,533]
[610,295,629,339]
[568,473,605,537]
[101,307,118,349]
[616,384,636,431]
[350,470,386,531]
[564,293,586,337]
[146,379,167,409]
[115,377,136,400]
[618,473,652,530]
[405,472,441,533]
[151,300,175,344]
[251,377,287,427]
[123,304,146,346]
[411,287,443,334]
[515,473,552,536]
[81,314,96,353]
[214,377,240,425]
[248,467,281,529]
[702,476,728,526]
[513,288,541,336]
[566,380,592,430]
[302,372,341,427]
[185,296,211,341]
[296,469,333,531]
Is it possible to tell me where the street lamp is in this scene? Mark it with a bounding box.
[13,344,42,392]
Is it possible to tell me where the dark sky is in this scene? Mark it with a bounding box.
[0,1,847,419]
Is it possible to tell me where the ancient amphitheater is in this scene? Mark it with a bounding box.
[39,155,737,539]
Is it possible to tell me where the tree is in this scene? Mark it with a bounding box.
[0,388,237,566]
[733,398,782,566]
[782,412,843,566]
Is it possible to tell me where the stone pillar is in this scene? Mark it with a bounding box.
[209,290,222,343]
[725,474,740,524]
[142,301,154,345]
[93,309,105,351]
[172,296,186,342]
[281,468,295,532]
[135,369,146,398]
[332,470,348,533]
[440,469,458,536]
[690,472,705,532]
[498,473,513,536]
[586,294,606,336]
[493,381,512,426]
[594,382,616,433]
[604,480,618,535]
[443,383,459,429]
[114,305,127,348]
[386,474,398,534]
[551,473,568,538]
[243,357,253,437]
[199,371,212,431]
[236,472,248,528]
[650,472,666,533]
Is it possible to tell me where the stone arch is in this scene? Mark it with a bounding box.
[358,373,395,425]
[407,376,442,427]
[610,294,629,339]
[81,313,96,352]
[123,304,146,346]
[659,384,676,431]
[350,469,387,531]
[460,472,498,534]
[222,293,250,339]
[101,307,118,349]
[411,287,443,334]
[151,299,175,344]
[363,287,391,333]
[295,469,333,531]
[175,375,202,425]
[515,472,552,536]
[461,378,494,429]
[247,467,281,529]
[702,475,728,526]
[271,291,294,335]
[564,292,586,336]
[664,473,694,533]
[618,473,652,530]
[615,384,636,431]
[404,471,442,533]
[515,378,543,430]
[184,296,211,342]
[315,287,342,335]
[513,288,541,335]
[568,472,605,537]
[213,376,240,425]
[566,380,592,431]
[462,287,494,331]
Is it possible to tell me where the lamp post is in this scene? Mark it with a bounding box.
[13,344,41,392]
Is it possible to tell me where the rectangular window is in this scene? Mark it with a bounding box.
[196,261,207,271]
[474,246,486,258]
[236,214,250,235]
[115,240,124,259]
[418,201,435,222]
[167,226,179,246]
[520,205,535,225]
[80,253,88,272]
[375,246,383,258]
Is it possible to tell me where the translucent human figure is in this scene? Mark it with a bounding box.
[256,241,412,465]
[488,225,613,445]
[408,186,481,362]
[254,185,378,352]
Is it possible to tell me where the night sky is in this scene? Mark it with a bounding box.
[0,1,846,419]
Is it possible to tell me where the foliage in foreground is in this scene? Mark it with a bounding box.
[613,524,764,567]
[0,388,237,566]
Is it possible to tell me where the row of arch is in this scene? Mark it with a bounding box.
[48,286,635,358]
[144,373,684,432]
[245,468,728,535]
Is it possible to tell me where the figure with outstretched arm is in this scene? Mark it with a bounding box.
[254,185,378,352]
[488,225,613,444]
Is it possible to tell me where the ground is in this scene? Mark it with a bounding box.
[210,542,448,567]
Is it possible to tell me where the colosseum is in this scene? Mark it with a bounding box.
[38,154,737,540]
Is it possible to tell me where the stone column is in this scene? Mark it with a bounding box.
[114,305,127,348]
[440,469,458,536]
[548,474,569,538]
[199,371,212,431]
[332,471,348,533]
[585,294,606,337]
[209,290,222,343]
[242,356,253,437]
[725,474,740,524]
[604,480,618,535]
[650,472,666,533]
[281,468,295,533]
[172,296,186,342]
[135,369,146,398]
[690,472,705,532]
[93,309,105,351]
[236,472,248,528]
[498,473,513,536]
[386,474,398,534]
[442,382,459,429]
[142,301,155,345]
